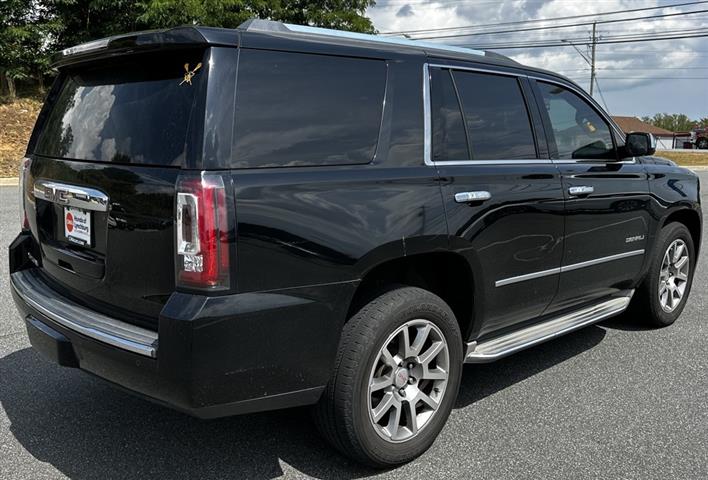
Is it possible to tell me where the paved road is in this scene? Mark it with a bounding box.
[1,178,707,480]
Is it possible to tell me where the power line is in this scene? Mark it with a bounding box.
[379,0,708,35]
[408,8,708,40]
[461,30,708,49]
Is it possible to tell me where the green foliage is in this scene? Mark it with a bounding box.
[0,0,58,97]
[0,0,376,98]
[136,0,375,32]
[640,113,700,133]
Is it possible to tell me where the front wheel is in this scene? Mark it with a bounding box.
[633,222,695,327]
[697,138,708,149]
[314,286,463,467]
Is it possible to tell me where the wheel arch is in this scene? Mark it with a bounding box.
[661,208,702,255]
[347,252,476,342]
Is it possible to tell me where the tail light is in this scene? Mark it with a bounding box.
[19,157,31,230]
[176,173,231,289]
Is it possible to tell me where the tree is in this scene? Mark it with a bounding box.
[1,0,377,99]
[136,0,376,33]
[640,113,696,133]
[0,0,56,99]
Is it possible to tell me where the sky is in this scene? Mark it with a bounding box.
[366,0,708,119]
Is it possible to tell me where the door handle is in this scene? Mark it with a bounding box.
[568,185,594,197]
[454,191,492,203]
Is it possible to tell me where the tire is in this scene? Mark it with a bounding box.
[314,286,463,467]
[633,222,695,327]
[698,138,708,150]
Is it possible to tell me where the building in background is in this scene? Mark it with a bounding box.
[612,116,676,150]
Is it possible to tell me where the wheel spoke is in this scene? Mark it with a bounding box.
[399,327,413,359]
[674,255,688,271]
[417,391,439,410]
[386,402,402,438]
[405,400,418,435]
[673,243,685,263]
[370,374,393,393]
[418,340,444,367]
[372,392,396,423]
[380,348,398,370]
[409,324,432,357]
[422,366,447,381]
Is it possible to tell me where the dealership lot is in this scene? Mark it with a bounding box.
[1,178,707,480]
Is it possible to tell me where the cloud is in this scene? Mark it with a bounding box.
[396,4,414,17]
[368,0,708,117]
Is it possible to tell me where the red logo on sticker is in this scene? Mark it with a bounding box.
[66,212,74,232]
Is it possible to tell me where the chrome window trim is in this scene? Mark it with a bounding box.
[495,249,645,287]
[34,179,109,212]
[423,62,551,167]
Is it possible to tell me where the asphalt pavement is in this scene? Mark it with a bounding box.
[1,177,707,480]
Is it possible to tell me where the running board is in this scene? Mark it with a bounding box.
[464,292,633,363]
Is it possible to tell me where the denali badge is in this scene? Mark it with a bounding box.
[626,235,645,243]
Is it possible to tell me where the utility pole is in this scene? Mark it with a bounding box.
[589,22,597,97]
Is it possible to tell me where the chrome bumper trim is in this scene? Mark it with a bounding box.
[11,269,158,358]
[465,291,633,363]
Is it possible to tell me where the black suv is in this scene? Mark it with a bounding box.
[10,20,702,467]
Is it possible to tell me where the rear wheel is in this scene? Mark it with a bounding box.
[314,286,463,467]
[697,138,708,149]
[633,223,695,327]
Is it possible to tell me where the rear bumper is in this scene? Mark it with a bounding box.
[10,235,356,418]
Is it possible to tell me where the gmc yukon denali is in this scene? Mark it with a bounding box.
[9,20,702,467]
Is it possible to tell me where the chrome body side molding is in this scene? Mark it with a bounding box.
[11,269,157,358]
[33,179,110,212]
[495,249,645,287]
[464,292,633,363]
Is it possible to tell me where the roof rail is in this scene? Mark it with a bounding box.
[238,19,488,58]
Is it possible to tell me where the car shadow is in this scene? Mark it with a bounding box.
[1,325,606,480]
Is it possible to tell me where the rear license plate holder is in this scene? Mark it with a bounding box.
[64,206,91,246]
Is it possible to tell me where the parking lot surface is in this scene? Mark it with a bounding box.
[1,177,707,479]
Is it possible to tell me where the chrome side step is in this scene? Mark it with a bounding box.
[464,292,633,363]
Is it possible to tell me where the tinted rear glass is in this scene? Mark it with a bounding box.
[452,71,537,160]
[431,68,469,161]
[232,49,386,168]
[35,50,205,166]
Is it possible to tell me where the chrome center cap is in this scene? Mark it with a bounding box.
[394,367,409,388]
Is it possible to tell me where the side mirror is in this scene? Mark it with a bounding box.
[623,132,656,158]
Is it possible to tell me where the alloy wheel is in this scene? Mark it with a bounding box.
[367,319,450,443]
[658,239,690,313]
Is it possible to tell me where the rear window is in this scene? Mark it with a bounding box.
[35,50,206,166]
[232,49,386,168]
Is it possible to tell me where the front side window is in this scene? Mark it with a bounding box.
[537,81,615,160]
[452,70,537,160]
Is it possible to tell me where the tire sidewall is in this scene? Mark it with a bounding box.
[349,289,463,466]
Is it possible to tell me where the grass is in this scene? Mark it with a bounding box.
[1,97,707,177]
[655,150,708,166]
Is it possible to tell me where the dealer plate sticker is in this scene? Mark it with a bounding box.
[64,207,91,246]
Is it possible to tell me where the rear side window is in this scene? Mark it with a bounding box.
[430,68,469,161]
[232,49,386,168]
[452,70,537,160]
[35,50,205,166]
